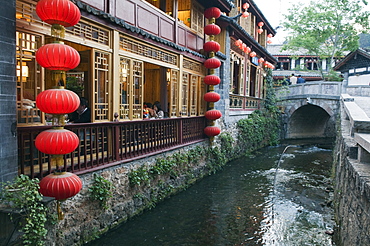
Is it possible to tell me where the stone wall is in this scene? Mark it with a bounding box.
[0,0,17,183]
[333,103,370,245]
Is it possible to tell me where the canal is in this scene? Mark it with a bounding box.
[87,143,336,245]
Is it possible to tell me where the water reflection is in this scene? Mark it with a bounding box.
[87,144,335,246]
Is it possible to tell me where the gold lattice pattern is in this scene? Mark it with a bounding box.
[119,36,178,66]
[183,59,202,73]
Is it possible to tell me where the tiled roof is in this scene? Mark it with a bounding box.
[267,44,312,56]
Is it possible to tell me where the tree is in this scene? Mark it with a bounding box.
[282,0,370,79]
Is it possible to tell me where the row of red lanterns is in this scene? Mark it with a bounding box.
[34,0,83,220]
[203,7,222,138]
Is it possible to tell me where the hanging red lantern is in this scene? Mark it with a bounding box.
[257,28,263,34]
[39,172,82,200]
[35,128,79,155]
[205,110,222,120]
[36,42,80,71]
[204,7,221,19]
[258,22,264,27]
[235,39,242,47]
[244,46,251,53]
[36,0,80,27]
[267,40,272,44]
[204,92,220,102]
[250,51,257,57]
[204,58,221,69]
[267,33,273,38]
[242,3,250,9]
[258,58,265,63]
[203,41,220,53]
[204,75,221,85]
[204,24,221,36]
[204,126,221,137]
[36,88,80,115]
[242,12,250,18]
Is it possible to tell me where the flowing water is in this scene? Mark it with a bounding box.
[87,143,336,246]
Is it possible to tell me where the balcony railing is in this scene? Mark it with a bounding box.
[18,117,207,179]
[229,94,261,110]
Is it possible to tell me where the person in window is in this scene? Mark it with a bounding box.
[69,97,91,123]
[152,102,164,119]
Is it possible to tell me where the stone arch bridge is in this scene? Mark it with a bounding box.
[275,81,342,139]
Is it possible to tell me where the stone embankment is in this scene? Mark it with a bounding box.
[334,94,370,245]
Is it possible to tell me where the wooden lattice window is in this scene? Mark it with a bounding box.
[169,69,179,117]
[198,78,206,116]
[181,72,189,116]
[16,31,43,125]
[93,51,110,121]
[189,75,198,116]
[119,56,143,120]
[66,22,110,46]
[119,36,178,66]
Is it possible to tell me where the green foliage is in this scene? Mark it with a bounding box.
[89,174,113,210]
[1,175,47,246]
[282,0,370,77]
[128,166,150,186]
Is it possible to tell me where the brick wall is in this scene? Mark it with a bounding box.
[0,0,17,183]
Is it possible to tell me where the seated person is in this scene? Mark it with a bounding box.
[152,102,164,119]
[69,97,91,123]
[143,102,155,119]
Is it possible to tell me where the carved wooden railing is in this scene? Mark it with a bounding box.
[18,117,207,178]
[229,94,261,110]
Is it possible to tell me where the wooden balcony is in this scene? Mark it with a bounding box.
[229,94,261,110]
[18,117,207,179]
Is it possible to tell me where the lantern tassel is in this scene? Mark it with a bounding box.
[57,200,65,220]
[51,24,66,39]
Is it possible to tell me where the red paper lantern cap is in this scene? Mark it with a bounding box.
[258,58,265,63]
[204,24,221,36]
[267,33,273,38]
[204,58,221,69]
[39,172,82,200]
[250,51,257,57]
[258,22,264,27]
[204,75,221,85]
[204,7,221,19]
[204,126,221,137]
[235,39,242,47]
[36,88,80,114]
[245,46,251,53]
[205,110,222,120]
[36,43,80,71]
[35,128,79,155]
[257,29,263,34]
[204,92,220,102]
[242,3,250,9]
[36,0,81,27]
[203,41,221,53]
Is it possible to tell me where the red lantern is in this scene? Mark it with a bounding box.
[205,110,222,120]
[204,7,221,19]
[267,40,272,44]
[36,0,80,27]
[242,12,250,18]
[204,58,221,69]
[267,33,273,38]
[235,39,242,47]
[204,92,220,102]
[250,52,257,57]
[242,3,250,9]
[204,24,221,36]
[203,41,220,53]
[35,128,79,155]
[244,46,251,53]
[204,126,221,137]
[258,22,264,27]
[258,58,265,63]
[36,43,80,71]
[204,75,221,85]
[36,88,80,114]
[39,172,82,200]
[257,28,263,34]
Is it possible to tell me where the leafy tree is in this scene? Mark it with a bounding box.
[282,0,370,79]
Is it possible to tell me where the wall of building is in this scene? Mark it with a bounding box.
[0,0,18,183]
[333,102,370,246]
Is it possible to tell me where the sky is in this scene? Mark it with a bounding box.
[253,0,370,44]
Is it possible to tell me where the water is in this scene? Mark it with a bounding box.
[87,144,335,246]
